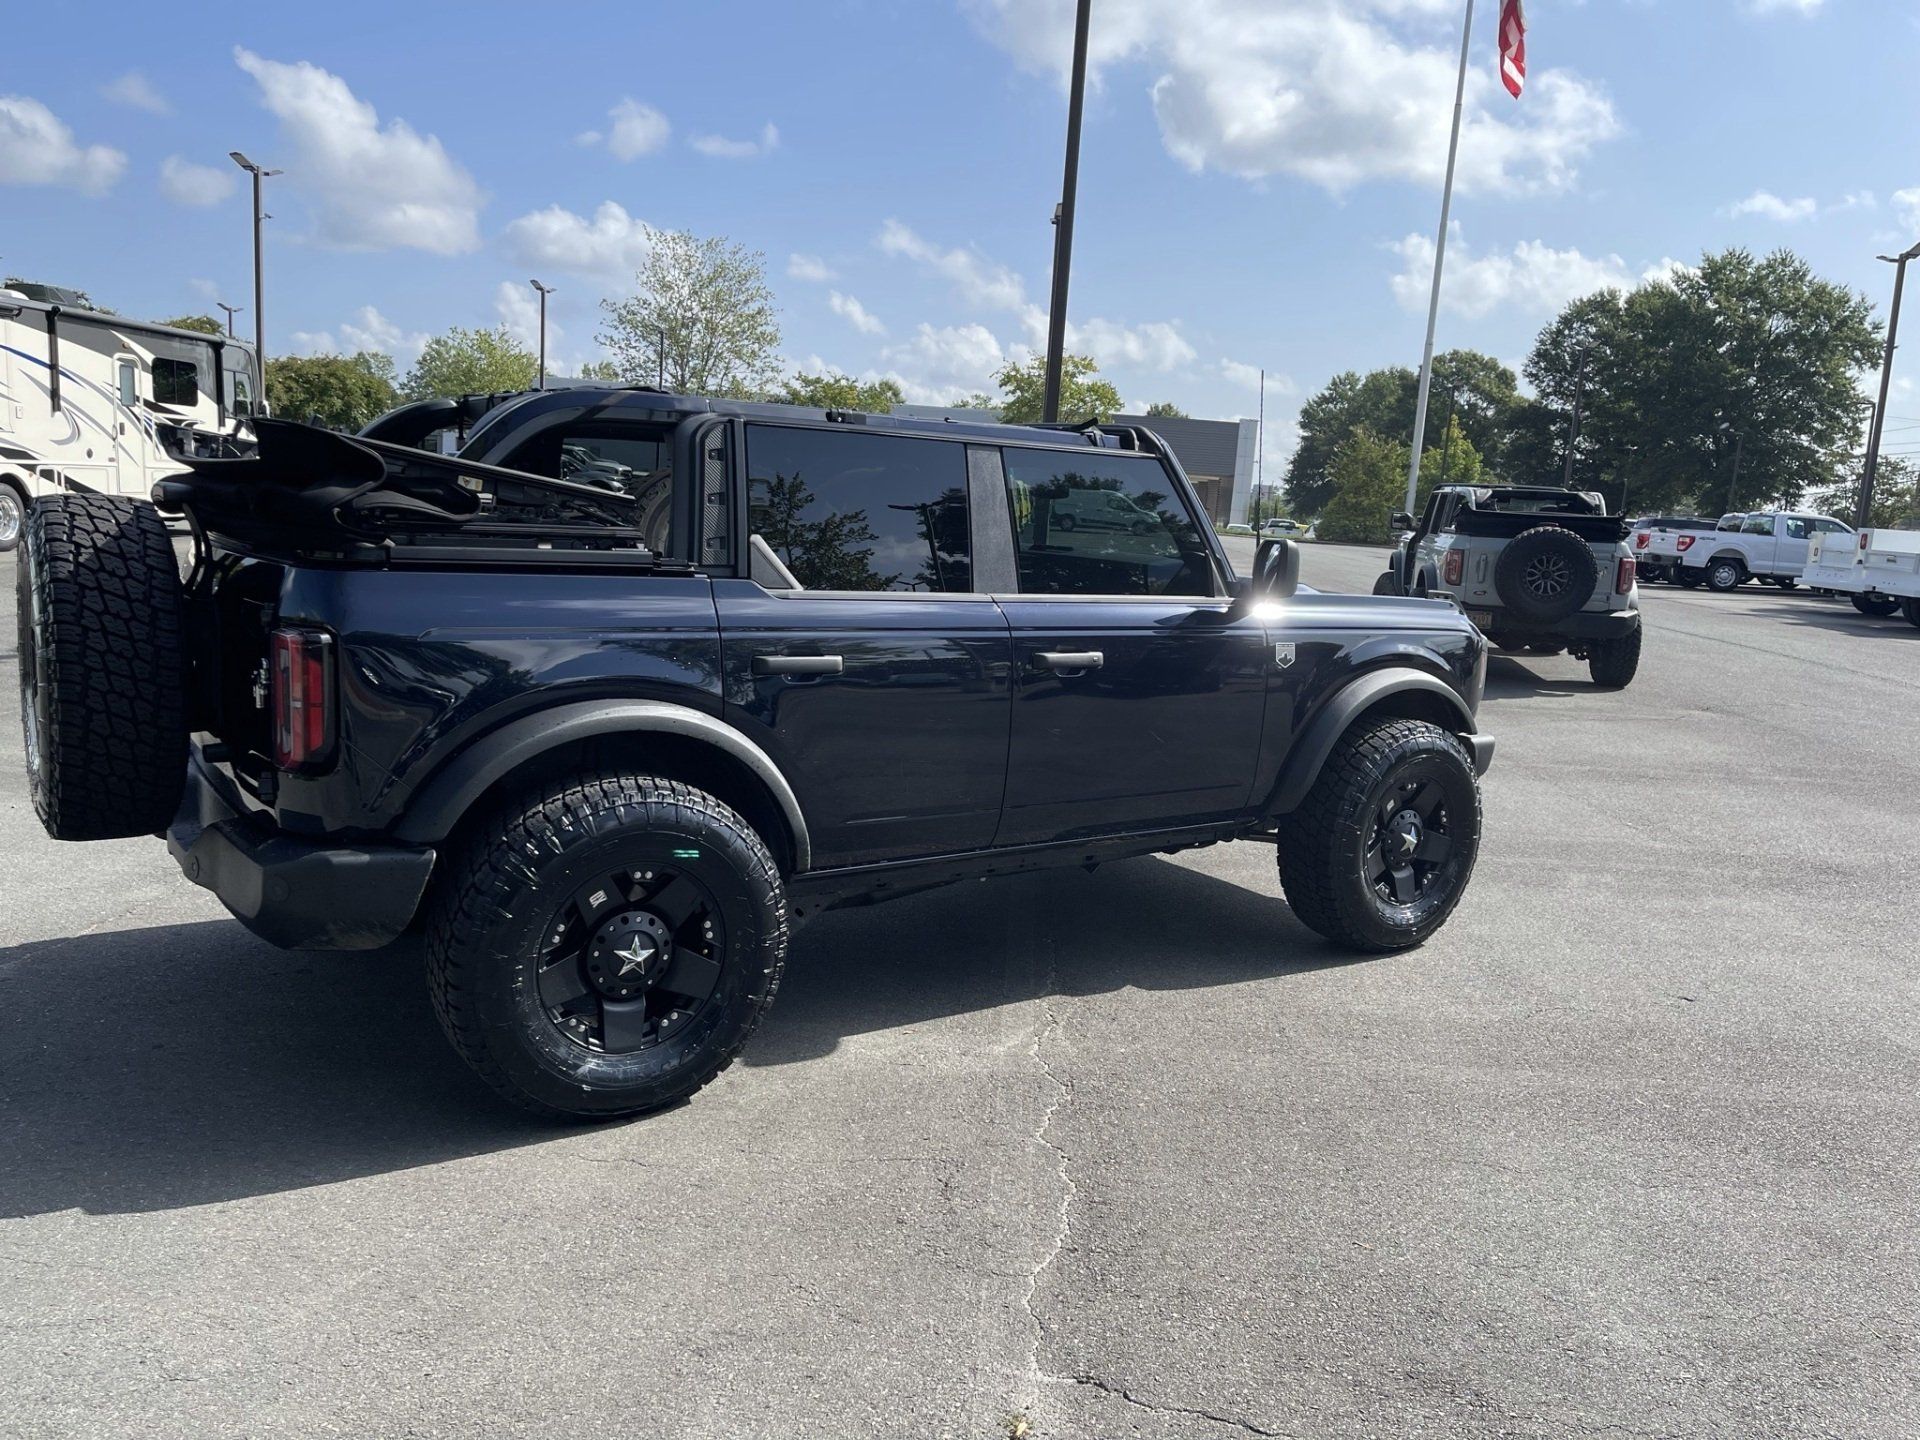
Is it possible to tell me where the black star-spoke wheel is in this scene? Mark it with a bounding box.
[1364,776,1458,908]
[534,863,728,1055]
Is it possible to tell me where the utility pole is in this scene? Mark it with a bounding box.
[1725,430,1746,513]
[1561,348,1588,489]
[216,302,243,337]
[1438,384,1458,487]
[1254,367,1266,527]
[1405,0,1476,514]
[1041,0,1092,424]
[656,326,666,389]
[529,279,555,389]
[1859,241,1920,527]
[229,152,281,368]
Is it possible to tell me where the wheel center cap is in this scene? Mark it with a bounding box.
[587,911,671,999]
[1389,809,1423,857]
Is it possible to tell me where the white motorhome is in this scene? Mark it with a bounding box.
[0,286,261,550]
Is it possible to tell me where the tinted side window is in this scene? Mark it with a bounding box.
[745,425,971,593]
[1783,517,1811,541]
[1003,449,1213,597]
[1742,514,1774,536]
[153,357,199,407]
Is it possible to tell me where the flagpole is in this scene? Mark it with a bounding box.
[1405,0,1477,515]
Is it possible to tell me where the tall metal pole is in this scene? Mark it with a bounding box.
[1042,0,1093,424]
[530,279,555,389]
[230,153,280,369]
[1561,348,1587,489]
[1439,385,1458,487]
[1725,430,1745,513]
[1404,0,1476,514]
[216,302,242,337]
[1255,367,1266,526]
[1859,243,1919,527]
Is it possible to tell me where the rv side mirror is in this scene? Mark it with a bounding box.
[1390,510,1415,532]
[1253,537,1300,599]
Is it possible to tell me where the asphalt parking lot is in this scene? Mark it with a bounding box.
[2,542,1916,1439]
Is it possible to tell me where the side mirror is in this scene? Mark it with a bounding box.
[1252,537,1300,599]
[1389,510,1415,532]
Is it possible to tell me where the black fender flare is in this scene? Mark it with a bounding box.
[1266,668,1479,816]
[392,699,812,871]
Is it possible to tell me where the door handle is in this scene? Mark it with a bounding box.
[1035,651,1104,673]
[752,654,844,677]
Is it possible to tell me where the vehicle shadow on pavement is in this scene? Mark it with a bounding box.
[0,922,554,1219]
[748,854,1365,1068]
[1481,655,1594,700]
[0,858,1357,1217]
[1763,598,1920,641]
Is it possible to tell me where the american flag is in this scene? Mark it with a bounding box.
[1499,0,1527,99]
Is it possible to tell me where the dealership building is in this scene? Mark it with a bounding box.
[894,406,1259,528]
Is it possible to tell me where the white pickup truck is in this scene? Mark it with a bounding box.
[1631,515,1733,586]
[1675,510,1854,592]
[1802,527,1920,627]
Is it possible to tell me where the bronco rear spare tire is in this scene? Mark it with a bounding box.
[1494,525,1598,624]
[18,494,188,841]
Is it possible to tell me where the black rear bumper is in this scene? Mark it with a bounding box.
[167,751,435,951]
[1487,607,1640,642]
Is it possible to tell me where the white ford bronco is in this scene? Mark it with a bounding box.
[1376,484,1643,689]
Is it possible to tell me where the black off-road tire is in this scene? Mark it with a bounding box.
[1587,620,1643,689]
[17,494,188,840]
[1676,570,1704,589]
[0,481,26,553]
[1494,526,1598,625]
[1372,570,1404,597]
[1277,718,1482,953]
[427,773,788,1120]
[1851,594,1901,618]
[1905,597,1920,631]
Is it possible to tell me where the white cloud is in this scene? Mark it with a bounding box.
[1389,230,1649,318]
[1727,190,1817,223]
[580,98,670,160]
[501,200,654,279]
[101,72,170,115]
[689,122,779,159]
[881,322,1008,394]
[788,252,835,283]
[1068,317,1195,372]
[1894,189,1920,234]
[0,95,126,194]
[829,291,886,336]
[187,277,221,302]
[290,306,429,369]
[1217,359,1294,395]
[233,47,482,255]
[966,0,1617,195]
[878,218,1029,311]
[159,155,236,208]
[1745,0,1823,13]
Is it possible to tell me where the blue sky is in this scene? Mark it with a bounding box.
[3,0,1914,466]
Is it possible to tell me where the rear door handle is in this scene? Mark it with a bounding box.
[752,654,844,677]
[1035,651,1104,673]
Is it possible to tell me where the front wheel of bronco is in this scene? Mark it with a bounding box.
[427,774,788,1119]
[1586,621,1643,689]
[1277,719,1482,953]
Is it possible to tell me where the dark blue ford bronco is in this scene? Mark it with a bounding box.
[16,389,1494,1117]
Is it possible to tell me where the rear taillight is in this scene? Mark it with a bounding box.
[1860,531,1872,550]
[1676,535,1696,553]
[1443,548,1464,586]
[270,628,334,771]
[1635,533,1651,550]
[1617,557,1636,594]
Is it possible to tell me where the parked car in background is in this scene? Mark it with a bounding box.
[1262,517,1302,536]
[1376,484,1642,688]
[1802,526,1920,626]
[1675,510,1853,592]
[1630,514,1722,585]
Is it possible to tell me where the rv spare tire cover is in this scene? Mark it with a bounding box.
[17,494,189,841]
[1494,525,1599,625]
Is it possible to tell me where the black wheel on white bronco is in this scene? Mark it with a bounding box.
[1494,526,1599,625]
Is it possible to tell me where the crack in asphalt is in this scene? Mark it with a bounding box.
[1017,983,1076,1423]
[1063,1372,1290,1437]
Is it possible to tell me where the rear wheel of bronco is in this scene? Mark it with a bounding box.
[17,494,188,840]
[1851,594,1901,618]
[1586,620,1643,689]
[427,773,788,1120]
[1277,719,1481,953]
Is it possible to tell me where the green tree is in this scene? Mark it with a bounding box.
[403,326,538,400]
[1519,250,1880,513]
[575,359,622,382]
[1813,456,1920,531]
[954,392,1000,415]
[159,314,224,335]
[265,352,400,431]
[599,230,780,398]
[775,372,904,414]
[1143,401,1188,418]
[1316,429,1413,544]
[994,353,1122,424]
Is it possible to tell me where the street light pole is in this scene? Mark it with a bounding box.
[216,302,243,337]
[1859,241,1920,527]
[530,279,555,389]
[229,152,281,368]
[1042,0,1093,424]
[1561,348,1588,490]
